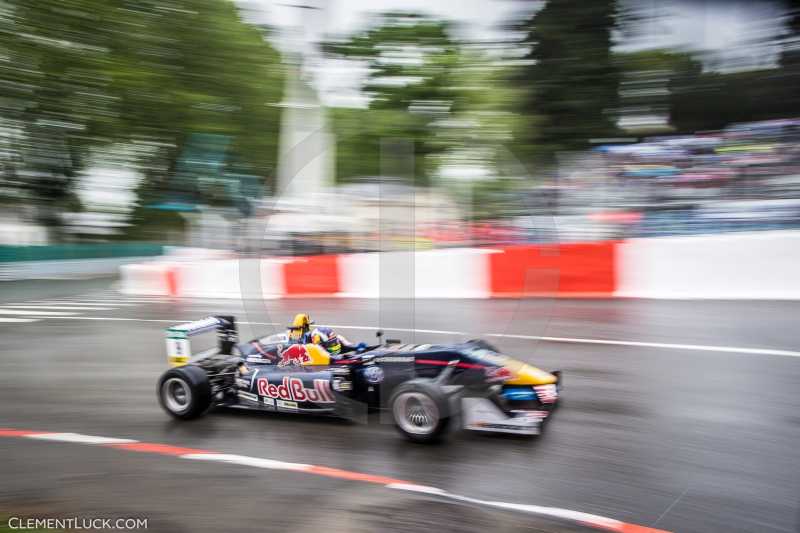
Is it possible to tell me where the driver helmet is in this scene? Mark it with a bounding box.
[311,326,342,355]
[287,313,313,341]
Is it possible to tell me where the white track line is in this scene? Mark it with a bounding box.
[0,309,78,316]
[325,323,800,358]
[386,483,447,495]
[482,333,800,358]
[182,455,628,530]
[1,305,112,311]
[62,300,155,304]
[329,324,462,335]
[2,429,668,533]
[9,314,800,358]
[26,433,136,445]
[182,453,310,471]
[24,301,139,307]
[0,317,39,323]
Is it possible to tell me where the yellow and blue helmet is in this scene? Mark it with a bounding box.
[287,313,313,341]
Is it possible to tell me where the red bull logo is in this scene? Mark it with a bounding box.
[257,376,335,404]
[485,366,513,382]
[277,344,312,367]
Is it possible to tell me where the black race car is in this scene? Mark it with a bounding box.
[158,316,562,443]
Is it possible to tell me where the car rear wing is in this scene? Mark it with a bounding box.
[165,316,238,367]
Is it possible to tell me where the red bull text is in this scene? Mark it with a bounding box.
[257,377,335,404]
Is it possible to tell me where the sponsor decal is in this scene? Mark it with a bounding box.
[502,387,537,401]
[276,400,298,410]
[237,391,259,403]
[333,380,352,391]
[385,344,431,352]
[375,356,414,363]
[235,378,250,388]
[277,344,312,367]
[166,338,190,367]
[169,316,221,336]
[257,376,335,404]
[471,422,538,431]
[511,410,549,419]
[363,366,384,384]
[467,349,507,367]
[485,366,513,382]
[534,384,558,403]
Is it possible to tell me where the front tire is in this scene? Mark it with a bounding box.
[389,379,450,443]
[157,366,212,420]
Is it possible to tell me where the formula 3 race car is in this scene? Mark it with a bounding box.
[157,316,562,443]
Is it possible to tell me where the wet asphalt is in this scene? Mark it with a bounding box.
[0,281,799,533]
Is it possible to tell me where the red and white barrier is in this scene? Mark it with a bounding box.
[119,262,179,296]
[339,248,494,298]
[615,230,800,299]
[119,231,800,300]
[488,242,617,298]
[120,242,615,299]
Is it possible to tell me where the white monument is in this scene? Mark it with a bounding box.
[274,1,333,203]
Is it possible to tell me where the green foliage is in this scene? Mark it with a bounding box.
[515,0,620,167]
[329,107,382,182]
[0,0,284,225]
[615,45,800,135]
[325,12,460,185]
[431,48,525,179]
[614,48,702,134]
[669,68,796,133]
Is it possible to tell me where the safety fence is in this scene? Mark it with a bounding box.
[0,243,165,281]
[119,230,800,300]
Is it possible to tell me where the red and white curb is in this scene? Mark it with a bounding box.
[0,427,671,533]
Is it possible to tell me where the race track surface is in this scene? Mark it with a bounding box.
[0,281,799,533]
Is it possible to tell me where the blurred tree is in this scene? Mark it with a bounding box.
[328,106,382,182]
[668,68,796,133]
[0,0,284,236]
[615,49,702,134]
[0,0,114,218]
[515,0,620,167]
[618,0,800,134]
[428,47,531,219]
[430,47,524,173]
[776,0,800,118]
[325,12,460,185]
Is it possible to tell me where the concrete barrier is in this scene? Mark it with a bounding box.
[489,242,617,297]
[615,230,800,299]
[121,258,288,299]
[338,248,494,298]
[119,262,177,296]
[118,231,800,300]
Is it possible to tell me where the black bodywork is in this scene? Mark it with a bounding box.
[183,317,561,420]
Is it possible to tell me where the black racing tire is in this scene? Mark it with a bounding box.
[389,379,451,443]
[157,366,212,420]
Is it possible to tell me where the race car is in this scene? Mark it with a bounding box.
[157,316,562,443]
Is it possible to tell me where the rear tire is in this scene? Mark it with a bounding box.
[389,379,450,443]
[157,366,212,420]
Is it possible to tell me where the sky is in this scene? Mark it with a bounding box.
[79,0,792,210]
[240,0,790,108]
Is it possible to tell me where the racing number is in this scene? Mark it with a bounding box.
[166,338,190,367]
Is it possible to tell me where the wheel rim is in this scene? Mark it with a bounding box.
[393,392,439,435]
[162,377,192,414]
